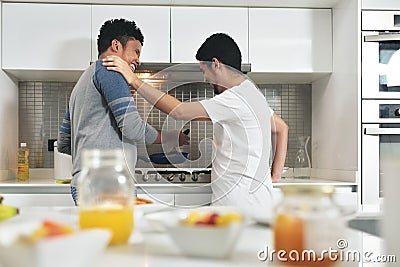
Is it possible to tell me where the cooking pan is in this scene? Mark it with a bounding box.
[138,151,189,164]
[138,129,190,164]
[149,152,189,164]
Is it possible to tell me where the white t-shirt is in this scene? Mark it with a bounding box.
[200,79,274,218]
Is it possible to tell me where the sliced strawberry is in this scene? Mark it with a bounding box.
[207,213,219,225]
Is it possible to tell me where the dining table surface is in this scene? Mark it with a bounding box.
[0,205,385,267]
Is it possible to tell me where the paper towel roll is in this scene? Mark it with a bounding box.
[53,141,72,181]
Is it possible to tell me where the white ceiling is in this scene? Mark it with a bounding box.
[1,0,340,8]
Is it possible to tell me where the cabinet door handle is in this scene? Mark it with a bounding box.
[364,128,400,135]
[364,33,400,42]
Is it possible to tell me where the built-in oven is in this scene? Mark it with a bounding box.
[362,11,400,99]
[362,100,400,210]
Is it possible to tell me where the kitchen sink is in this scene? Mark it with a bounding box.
[347,217,381,237]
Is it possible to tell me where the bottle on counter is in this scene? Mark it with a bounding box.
[274,185,345,266]
[78,149,135,245]
[17,142,29,182]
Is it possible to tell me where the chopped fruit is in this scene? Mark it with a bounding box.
[27,220,74,242]
[208,213,219,225]
[42,220,74,236]
[182,211,243,227]
[184,211,202,225]
[198,213,212,224]
[135,197,153,205]
[215,212,243,226]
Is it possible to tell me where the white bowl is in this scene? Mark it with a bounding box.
[0,221,110,267]
[167,221,243,258]
[150,207,244,258]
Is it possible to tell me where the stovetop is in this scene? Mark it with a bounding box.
[133,168,211,184]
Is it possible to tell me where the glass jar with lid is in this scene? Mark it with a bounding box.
[274,185,345,266]
[78,149,135,245]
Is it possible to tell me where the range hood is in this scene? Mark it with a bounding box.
[136,62,251,74]
[3,63,251,82]
[135,62,251,84]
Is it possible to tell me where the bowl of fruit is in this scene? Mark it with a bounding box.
[0,220,110,267]
[161,207,244,258]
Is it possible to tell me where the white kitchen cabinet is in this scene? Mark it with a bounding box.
[171,7,248,63]
[1,3,91,71]
[91,5,170,63]
[362,0,400,10]
[249,8,332,73]
[2,194,75,207]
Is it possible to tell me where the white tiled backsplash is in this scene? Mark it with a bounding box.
[19,81,311,168]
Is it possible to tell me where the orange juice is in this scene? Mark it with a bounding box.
[274,214,337,266]
[274,214,304,257]
[79,206,133,245]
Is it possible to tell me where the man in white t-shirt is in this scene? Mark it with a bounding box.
[199,78,275,214]
[102,33,289,216]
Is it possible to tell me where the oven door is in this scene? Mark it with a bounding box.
[362,125,400,210]
[362,100,400,211]
[362,31,400,99]
[362,11,400,99]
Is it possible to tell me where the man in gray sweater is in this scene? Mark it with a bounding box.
[58,19,188,204]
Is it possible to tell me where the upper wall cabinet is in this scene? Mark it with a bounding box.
[249,8,332,73]
[2,3,91,71]
[362,0,400,10]
[171,7,248,63]
[91,5,170,63]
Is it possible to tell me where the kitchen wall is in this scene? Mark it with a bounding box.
[0,2,19,180]
[0,72,18,179]
[18,81,311,169]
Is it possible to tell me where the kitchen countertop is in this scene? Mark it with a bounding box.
[0,178,212,194]
[0,206,386,267]
[0,176,357,194]
[0,168,357,194]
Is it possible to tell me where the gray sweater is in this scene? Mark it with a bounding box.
[58,60,158,186]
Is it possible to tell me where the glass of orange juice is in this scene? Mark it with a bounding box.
[77,149,136,245]
[79,205,133,245]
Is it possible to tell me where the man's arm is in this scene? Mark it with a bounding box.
[102,55,210,121]
[138,83,210,121]
[94,62,159,145]
[270,113,289,182]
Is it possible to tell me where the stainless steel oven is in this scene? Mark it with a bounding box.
[362,100,400,209]
[362,11,400,99]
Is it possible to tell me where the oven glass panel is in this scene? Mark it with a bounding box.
[379,124,400,197]
[379,41,400,92]
[379,104,400,118]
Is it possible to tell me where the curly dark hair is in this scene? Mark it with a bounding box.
[97,18,144,57]
[195,33,241,72]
